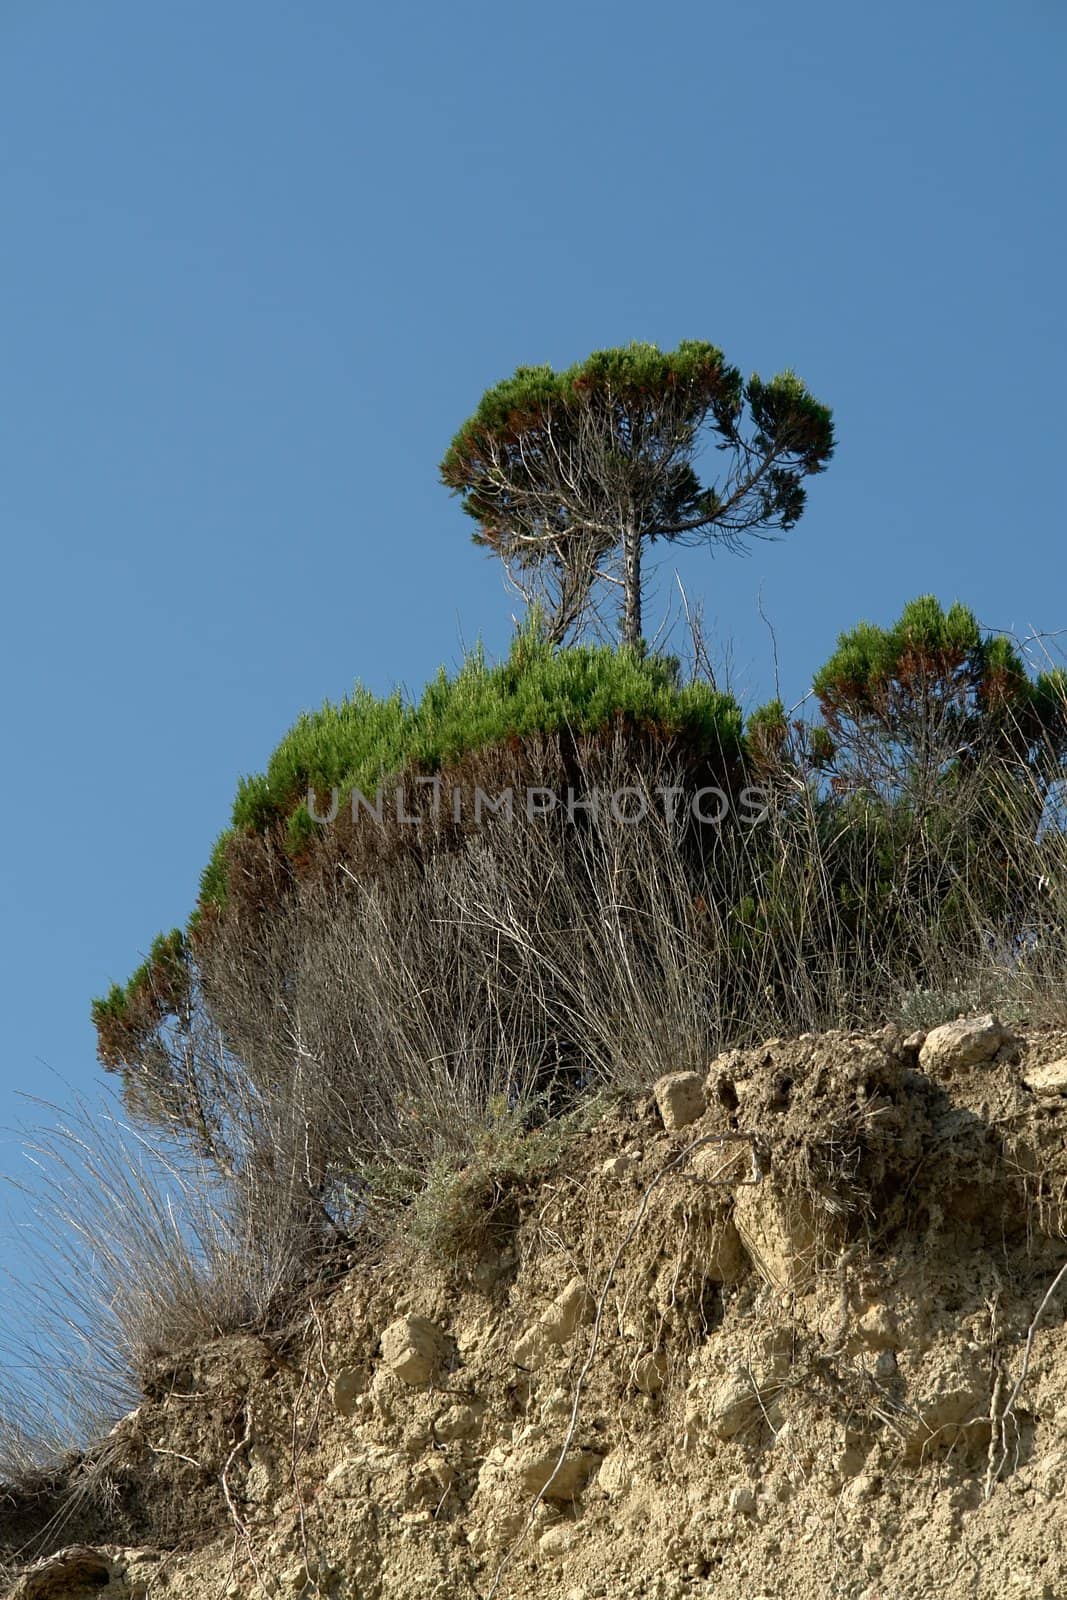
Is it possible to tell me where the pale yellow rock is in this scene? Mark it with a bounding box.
[515,1445,602,1501]
[1023,1059,1067,1095]
[654,1070,707,1131]
[601,1153,638,1178]
[13,1548,113,1600]
[709,1371,763,1441]
[326,1446,404,1493]
[918,1014,1007,1074]
[332,1365,369,1416]
[538,1524,575,1557]
[513,1324,553,1370]
[543,1276,595,1342]
[693,1213,749,1285]
[244,1442,278,1503]
[902,1363,988,1461]
[513,1276,594,1369]
[596,1448,633,1497]
[379,1315,446,1385]
[632,1351,668,1395]
[855,1303,901,1351]
[840,1472,880,1506]
[435,1401,483,1440]
[729,1484,757,1515]
[733,1180,817,1293]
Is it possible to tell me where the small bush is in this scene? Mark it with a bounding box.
[894,983,1030,1032]
[398,1093,605,1260]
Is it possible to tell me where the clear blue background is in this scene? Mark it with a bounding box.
[0,1,1064,1289]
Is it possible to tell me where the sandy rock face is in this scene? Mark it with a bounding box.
[332,1365,370,1416]
[434,1401,483,1441]
[706,1370,772,1441]
[11,1023,1067,1600]
[631,1351,668,1395]
[10,1547,114,1600]
[732,1179,818,1293]
[653,1070,707,1130]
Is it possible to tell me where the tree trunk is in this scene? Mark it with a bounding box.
[621,521,642,647]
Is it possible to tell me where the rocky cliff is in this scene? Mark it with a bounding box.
[6,1018,1067,1599]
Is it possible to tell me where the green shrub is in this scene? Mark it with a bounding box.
[91,930,189,1071]
[94,627,743,1074]
[235,630,741,865]
[403,1092,605,1259]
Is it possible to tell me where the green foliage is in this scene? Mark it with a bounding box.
[91,930,190,1071]
[441,340,740,508]
[221,627,742,865]
[95,589,1067,1205]
[96,628,744,1067]
[196,832,234,915]
[745,698,789,769]
[809,596,1065,800]
[813,596,989,714]
[248,685,411,835]
[402,1092,605,1259]
[441,339,834,645]
[896,983,1030,1032]
[717,597,1067,1017]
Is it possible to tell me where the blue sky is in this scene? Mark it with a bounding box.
[0,1,1064,1303]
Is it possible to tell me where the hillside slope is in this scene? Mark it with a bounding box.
[6,1018,1067,1600]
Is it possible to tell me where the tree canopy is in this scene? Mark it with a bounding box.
[441,339,834,646]
[812,595,1067,802]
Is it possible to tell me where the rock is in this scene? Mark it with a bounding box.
[244,1443,279,1503]
[514,1442,602,1501]
[729,1484,757,1515]
[632,1351,668,1395]
[513,1276,594,1370]
[11,1547,113,1600]
[841,1473,880,1505]
[326,1445,404,1493]
[601,1153,638,1178]
[709,1372,764,1441]
[332,1366,369,1416]
[512,1325,553,1369]
[874,1348,898,1381]
[733,1181,818,1293]
[435,1401,483,1440]
[654,1071,707,1131]
[903,1366,988,1461]
[918,1015,1008,1074]
[703,1217,750,1285]
[596,1448,633,1497]
[539,1524,575,1557]
[380,1315,447,1386]
[854,1303,901,1352]
[544,1276,595,1341]
[1023,1059,1067,1096]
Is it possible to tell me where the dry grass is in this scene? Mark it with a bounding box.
[5,671,1067,1488]
[1,1091,314,1471]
